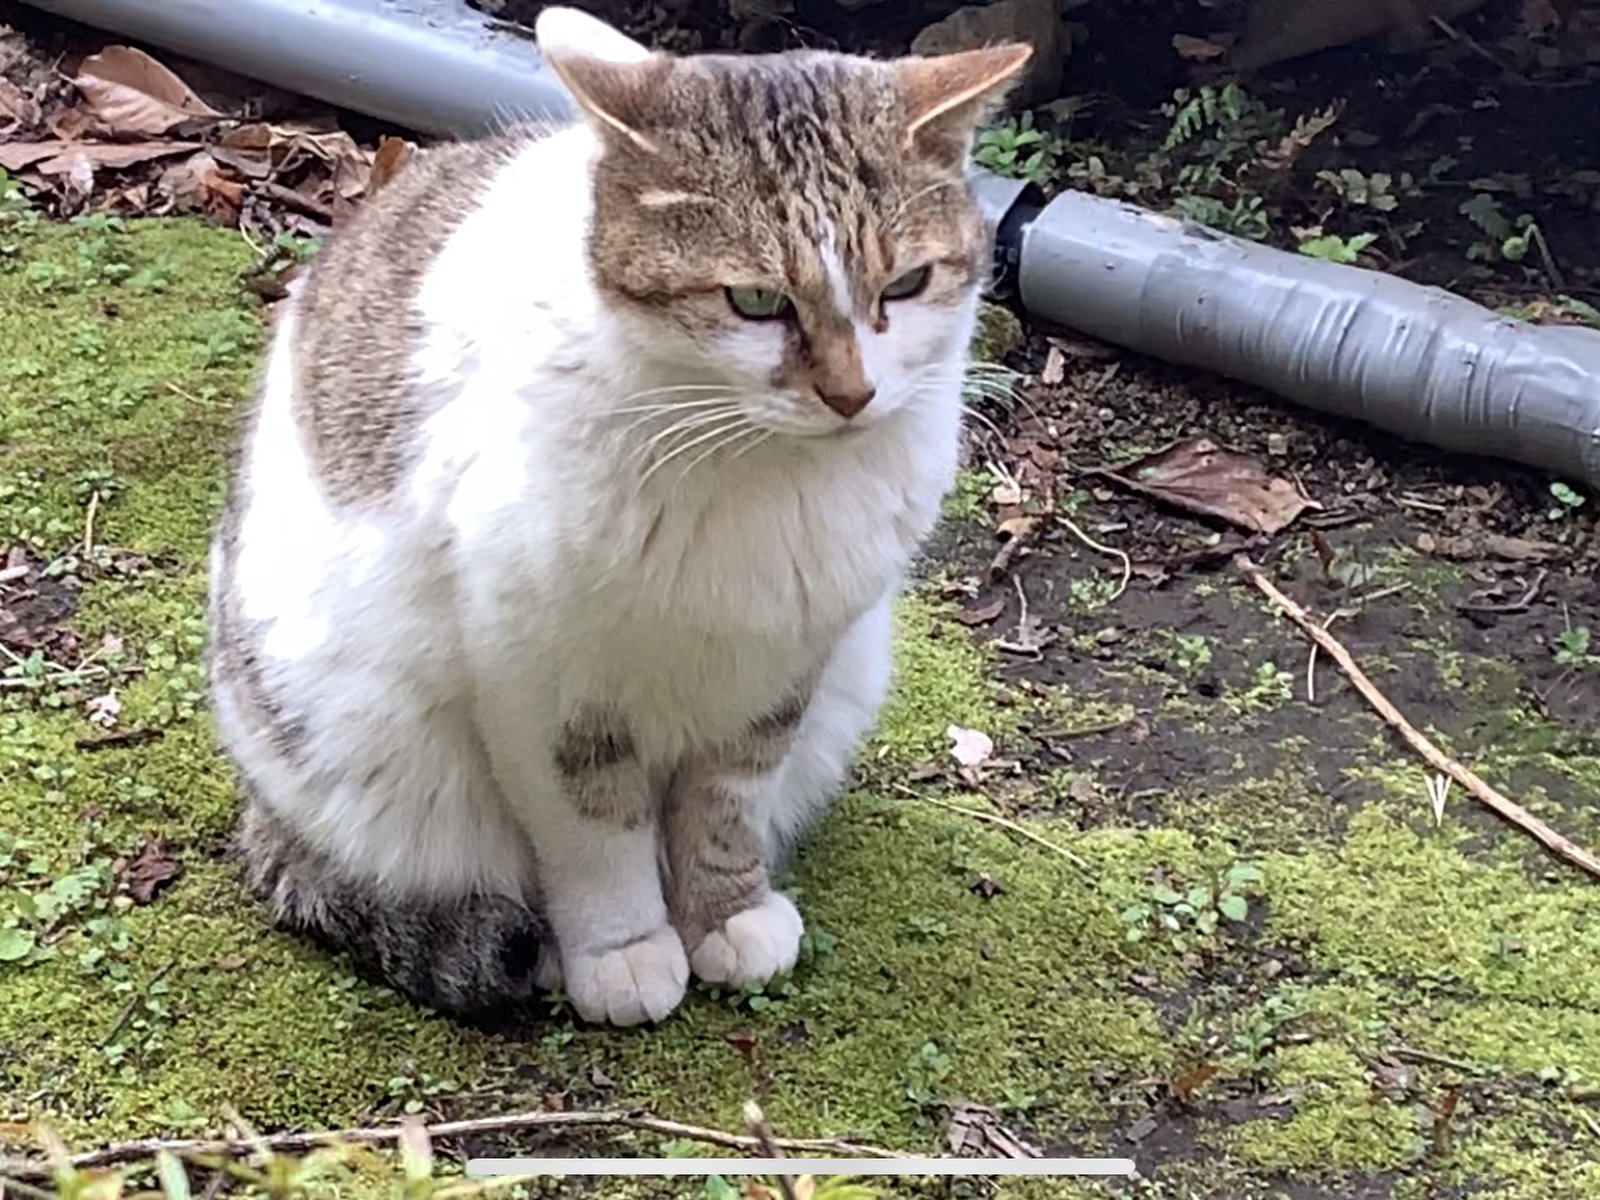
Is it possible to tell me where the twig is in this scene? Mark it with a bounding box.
[1235,554,1600,881]
[82,490,100,558]
[743,1101,796,1200]
[75,727,164,752]
[1306,609,1343,705]
[896,785,1094,873]
[1389,1046,1483,1075]
[3,1110,911,1180]
[0,565,30,586]
[252,181,333,224]
[1456,569,1546,616]
[101,961,176,1048]
[163,380,221,408]
[1056,515,1132,606]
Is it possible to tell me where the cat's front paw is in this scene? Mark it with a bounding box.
[687,891,803,987]
[563,926,689,1027]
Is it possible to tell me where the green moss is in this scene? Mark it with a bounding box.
[970,301,1024,362]
[940,469,990,521]
[5,214,1600,1200]
[1223,1042,1423,1172]
[872,594,1013,766]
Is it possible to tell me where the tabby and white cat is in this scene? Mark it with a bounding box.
[208,6,1029,1026]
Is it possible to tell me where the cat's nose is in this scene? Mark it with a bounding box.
[816,383,876,420]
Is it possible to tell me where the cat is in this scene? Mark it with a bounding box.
[207,5,1030,1027]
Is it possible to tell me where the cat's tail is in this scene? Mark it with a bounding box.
[236,800,557,1021]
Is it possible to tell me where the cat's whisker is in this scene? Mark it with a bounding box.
[612,396,744,418]
[618,401,739,439]
[629,408,743,470]
[638,413,751,490]
[619,383,742,402]
[672,421,763,488]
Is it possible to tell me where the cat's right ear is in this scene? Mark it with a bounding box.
[536,6,666,154]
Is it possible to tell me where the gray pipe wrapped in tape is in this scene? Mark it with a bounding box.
[989,187,1600,486]
[23,0,1599,484]
[18,0,575,136]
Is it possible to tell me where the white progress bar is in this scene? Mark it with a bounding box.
[465,1157,1137,1177]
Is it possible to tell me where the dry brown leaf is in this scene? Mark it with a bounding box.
[1172,33,1227,60]
[1521,0,1565,33]
[0,142,63,171]
[115,836,182,905]
[367,135,414,196]
[0,77,38,130]
[157,150,244,222]
[1232,0,1491,70]
[73,45,221,136]
[20,140,202,177]
[1098,437,1317,534]
[48,104,98,141]
[1429,532,1564,562]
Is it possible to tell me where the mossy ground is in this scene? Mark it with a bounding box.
[2,218,1599,1199]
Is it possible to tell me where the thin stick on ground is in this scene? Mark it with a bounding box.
[2,1110,912,1181]
[1234,554,1600,881]
[82,489,100,557]
[1056,515,1132,606]
[895,784,1094,873]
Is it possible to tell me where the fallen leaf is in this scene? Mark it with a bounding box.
[73,45,221,136]
[955,597,1006,627]
[214,954,248,971]
[367,135,414,196]
[969,873,1005,899]
[1522,0,1565,33]
[1172,33,1227,60]
[0,139,201,176]
[995,515,1037,542]
[947,725,994,769]
[0,77,38,130]
[1428,532,1563,562]
[1171,1062,1220,1102]
[1097,437,1317,534]
[1040,345,1066,385]
[49,104,99,141]
[116,836,182,904]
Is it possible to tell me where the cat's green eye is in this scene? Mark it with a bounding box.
[881,265,931,302]
[726,286,793,321]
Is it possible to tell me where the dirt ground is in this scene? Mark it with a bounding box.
[2,2,1599,1198]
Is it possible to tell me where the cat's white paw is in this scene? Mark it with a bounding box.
[688,891,803,986]
[563,927,688,1027]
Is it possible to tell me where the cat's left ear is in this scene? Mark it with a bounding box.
[536,5,666,154]
[896,43,1034,162]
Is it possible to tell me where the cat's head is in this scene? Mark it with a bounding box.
[536,6,1029,439]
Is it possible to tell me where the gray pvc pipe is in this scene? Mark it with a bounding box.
[18,0,574,136]
[26,0,1600,485]
[986,188,1600,486]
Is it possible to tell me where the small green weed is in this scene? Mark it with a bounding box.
[1120,862,1264,946]
[1548,480,1585,521]
[1315,168,1409,212]
[1296,231,1378,264]
[1224,662,1294,714]
[1172,633,1214,677]
[1554,624,1598,670]
[1461,193,1549,267]
[903,1039,954,1109]
[974,111,1062,188]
